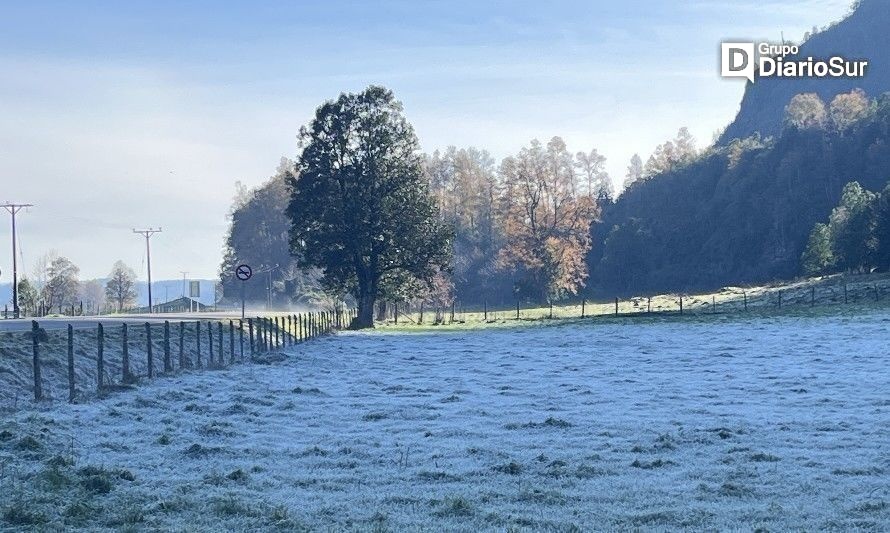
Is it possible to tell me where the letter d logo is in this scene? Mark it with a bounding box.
[721,42,755,83]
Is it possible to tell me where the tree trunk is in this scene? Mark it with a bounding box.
[352,284,376,329]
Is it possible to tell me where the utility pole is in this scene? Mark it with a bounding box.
[180,271,190,313]
[133,228,162,313]
[256,264,279,312]
[2,203,33,319]
[180,271,188,298]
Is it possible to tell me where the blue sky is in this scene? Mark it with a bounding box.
[0,0,853,283]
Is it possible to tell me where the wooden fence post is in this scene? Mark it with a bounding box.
[271,317,277,347]
[712,295,716,314]
[178,321,185,368]
[260,318,272,352]
[811,287,816,307]
[581,299,585,318]
[743,292,747,311]
[778,290,783,309]
[844,283,848,304]
[614,297,619,316]
[207,321,214,363]
[516,300,520,320]
[67,324,75,403]
[258,318,264,351]
[217,322,224,365]
[679,296,684,315]
[122,323,131,382]
[32,321,42,401]
[248,318,254,355]
[196,321,202,368]
[287,315,293,345]
[164,321,172,373]
[647,297,651,314]
[549,301,553,319]
[97,323,105,391]
[145,322,153,378]
[229,321,235,364]
[239,320,244,360]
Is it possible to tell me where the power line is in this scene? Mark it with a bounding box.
[2,203,33,319]
[133,227,162,313]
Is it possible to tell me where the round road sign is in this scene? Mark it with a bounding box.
[235,264,253,281]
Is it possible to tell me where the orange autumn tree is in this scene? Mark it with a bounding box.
[497,137,598,302]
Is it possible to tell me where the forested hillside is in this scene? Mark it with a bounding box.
[591,91,890,295]
[720,0,889,143]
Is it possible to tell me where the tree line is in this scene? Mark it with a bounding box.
[15,255,141,316]
[221,87,704,317]
[221,85,890,328]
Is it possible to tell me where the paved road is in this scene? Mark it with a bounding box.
[0,312,277,332]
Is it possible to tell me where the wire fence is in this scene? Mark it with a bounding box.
[4,274,888,406]
[1,310,355,407]
[379,275,890,326]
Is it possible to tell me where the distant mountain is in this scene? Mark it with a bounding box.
[720,0,890,144]
[0,279,218,310]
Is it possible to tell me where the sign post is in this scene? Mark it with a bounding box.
[235,264,252,319]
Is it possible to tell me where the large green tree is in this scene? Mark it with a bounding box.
[288,86,452,328]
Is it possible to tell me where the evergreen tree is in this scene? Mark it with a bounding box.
[623,154,644,190]
[801,223,834,275]
[870,183,890,270]
[16,277,39,316]
[829,181,877,272]
[288,86,452,329]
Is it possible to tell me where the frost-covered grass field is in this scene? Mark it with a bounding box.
[2,309,889,531]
